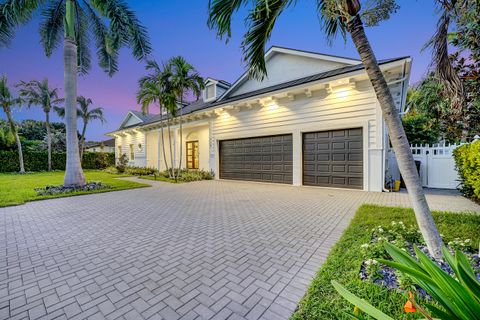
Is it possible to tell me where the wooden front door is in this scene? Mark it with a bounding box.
[186,141,199,169]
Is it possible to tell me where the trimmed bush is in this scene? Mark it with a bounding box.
[0,151,115,172]
[453,140,480,202]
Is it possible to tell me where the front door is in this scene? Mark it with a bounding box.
[186,141,199,169]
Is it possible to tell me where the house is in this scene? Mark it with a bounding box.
[107,46,411,191]
[84,138,116,153]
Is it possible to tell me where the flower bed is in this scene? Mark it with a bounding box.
[291,205,480,320]
[358,221,479,299]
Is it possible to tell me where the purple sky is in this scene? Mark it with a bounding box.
[0,0,440,141]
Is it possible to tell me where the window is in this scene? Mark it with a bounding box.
[205,84,215,100]
[129,144,135,160]
[186,141,199,169]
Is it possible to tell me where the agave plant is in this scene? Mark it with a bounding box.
[332,242,480,320]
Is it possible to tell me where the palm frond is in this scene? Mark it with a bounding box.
[242,0,294,80]
[89,0,151,60]
[83,0,119,76]
[207,0,250,39]
[0,0,43,46]
[426,4,465,112]
[316,0,346,44]
[74,3,91,75]
[53,105,65,118]
[39,0,64,57]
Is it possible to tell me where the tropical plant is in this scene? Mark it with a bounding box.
[55,96,106,159]
[0,123,15,150]
[426,0,479,141]
[207,0,444,258]
[0,0,151,186]
[333,243,480,320]
[137,60,178,178]
[168,56,204,180]
[17,78,62,170]
[0,75,24,173]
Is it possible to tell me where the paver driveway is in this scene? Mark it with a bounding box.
[0,179,478,320]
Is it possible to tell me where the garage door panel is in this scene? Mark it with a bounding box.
[220,134,293,184]
[303,128,363,189]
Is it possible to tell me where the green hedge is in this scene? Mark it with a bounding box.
[0,151,115,172]
[453,140,480,202]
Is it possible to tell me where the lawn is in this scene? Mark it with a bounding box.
[0,170,149,207]
[291,204,480,320]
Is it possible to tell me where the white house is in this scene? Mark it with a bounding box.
[107,46,411,191]
[84,138,116,153]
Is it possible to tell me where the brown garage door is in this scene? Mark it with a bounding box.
[303,128,363,189]
[220,134,293,184]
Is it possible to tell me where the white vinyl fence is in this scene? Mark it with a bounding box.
[410,143,463,189]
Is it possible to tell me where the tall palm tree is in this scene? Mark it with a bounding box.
[55,96,106,159]
[168,56,204,179]
[137,60,178,178]
[0,75,24,173]
[426,0,476,141]
[17,78,62,171]
[208,0,444,258]
[0,0,151,186]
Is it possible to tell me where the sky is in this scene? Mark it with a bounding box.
[0,0,440,141]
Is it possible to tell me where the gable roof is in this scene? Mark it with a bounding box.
[115,56,409,132]
[118,110,155,129]
[219,46,361,100]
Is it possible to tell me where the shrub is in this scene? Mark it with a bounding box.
[124,166,157,176]
[0,151,115,172]
[453,140,480,202]
[115,153,128,173]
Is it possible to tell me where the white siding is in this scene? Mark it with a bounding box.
[230,52,349,97]
[211,78,404,191]
[115,131,147,167]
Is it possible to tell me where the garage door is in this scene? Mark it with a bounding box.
[303,128,363,189]
[220,134,293,184]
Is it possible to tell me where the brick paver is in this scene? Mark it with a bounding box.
[0,179,478,319]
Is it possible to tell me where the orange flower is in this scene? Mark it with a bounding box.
[404,292,417,313]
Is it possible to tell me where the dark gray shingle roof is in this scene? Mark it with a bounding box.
[118,56,408,131]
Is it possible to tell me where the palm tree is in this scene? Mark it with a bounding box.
[17,78,62,171]
[168,56,204,179]
[137,60,178,178]
[55,96,106,159]
[0,0,151,186]
[208,0,444,258]
[77,97,105,159]
[426,0,475,141]
[0,75,24,173]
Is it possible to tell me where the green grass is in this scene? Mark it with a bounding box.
[0,170,149,207]
[138,175,182,183]
[291,204,480,320]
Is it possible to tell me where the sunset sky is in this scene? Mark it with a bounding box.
[0,0,440,141]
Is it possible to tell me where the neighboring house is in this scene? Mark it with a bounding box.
[84,138,116,153]
[108,46,410,191]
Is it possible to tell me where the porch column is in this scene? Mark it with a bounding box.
[292,129,302,186]
[208,119,217,175]
[157,129,162,170]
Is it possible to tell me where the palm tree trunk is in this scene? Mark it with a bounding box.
[177,98,183,180]
[347,15,443,259]
[166,117,174,179]
[159,105,169,174]
[46,111,52,171]
[79,121,87,160]
[5,108,25,173]
[63,36,86,186]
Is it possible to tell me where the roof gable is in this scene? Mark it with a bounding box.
[119,111,145,129]
[221,46,360,99]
